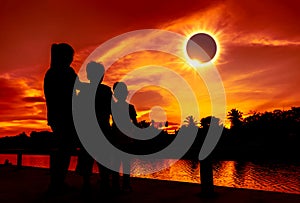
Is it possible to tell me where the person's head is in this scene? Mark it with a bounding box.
[86,61,105,84]
[113,82,128,102]
[50,43,74,69]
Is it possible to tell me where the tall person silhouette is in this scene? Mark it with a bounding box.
[44,43,79,195]
[92,62,113,192]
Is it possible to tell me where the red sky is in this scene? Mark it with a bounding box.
[0,0,300,137]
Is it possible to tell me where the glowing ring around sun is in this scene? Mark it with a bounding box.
[183,30,221,66]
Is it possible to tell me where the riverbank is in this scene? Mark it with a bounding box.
[0,165,299,203]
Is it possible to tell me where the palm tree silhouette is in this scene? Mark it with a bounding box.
[227,108,243,129]
[184,115,198,127]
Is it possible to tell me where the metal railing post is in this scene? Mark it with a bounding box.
[17,151,23,169]
[200,158,214,196]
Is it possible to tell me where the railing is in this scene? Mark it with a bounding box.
[0,149,215,195]
[0,149,44,168]
[0,149,78,169]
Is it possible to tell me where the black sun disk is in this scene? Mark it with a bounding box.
[186,33,217,63]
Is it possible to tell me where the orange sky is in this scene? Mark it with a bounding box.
[1,0,300,137]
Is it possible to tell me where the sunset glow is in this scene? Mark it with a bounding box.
[1,0,300,136]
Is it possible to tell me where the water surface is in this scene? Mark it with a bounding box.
[1,155,299,194]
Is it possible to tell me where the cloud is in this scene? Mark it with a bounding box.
[221,44,300,111]
[1,0,300,136]
[222,0,300,47]
[0,0,221,74]
[22,96,45,103]
[0,72,47,136]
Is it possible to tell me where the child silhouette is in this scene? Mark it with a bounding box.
[111,82,138,192]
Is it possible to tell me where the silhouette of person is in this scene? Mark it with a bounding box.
[111,81,138,192]
[44,43,79,194]
[75,61,113,194]
[4,159,12,166]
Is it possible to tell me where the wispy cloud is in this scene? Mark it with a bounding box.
[0,72,49,136]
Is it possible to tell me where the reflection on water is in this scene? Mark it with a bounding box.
[131,159,200,183]
[0,155,299,194]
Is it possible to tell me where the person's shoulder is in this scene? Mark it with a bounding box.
[128,103,137,118]
[44,68,56,81]
[66,67,77,76]
[99,84,112,92]
[129,103,136,112]
[45,67,76,77]
[45,67,54,75]
[100,84,111,89]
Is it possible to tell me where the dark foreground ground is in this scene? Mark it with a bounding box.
[0,165,299,203]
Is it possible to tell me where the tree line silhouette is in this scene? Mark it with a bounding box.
[219,107,300,161]
[1,107,299,161]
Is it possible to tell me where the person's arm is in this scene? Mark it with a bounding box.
[76,78,89,89]
[129,104,138,126]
